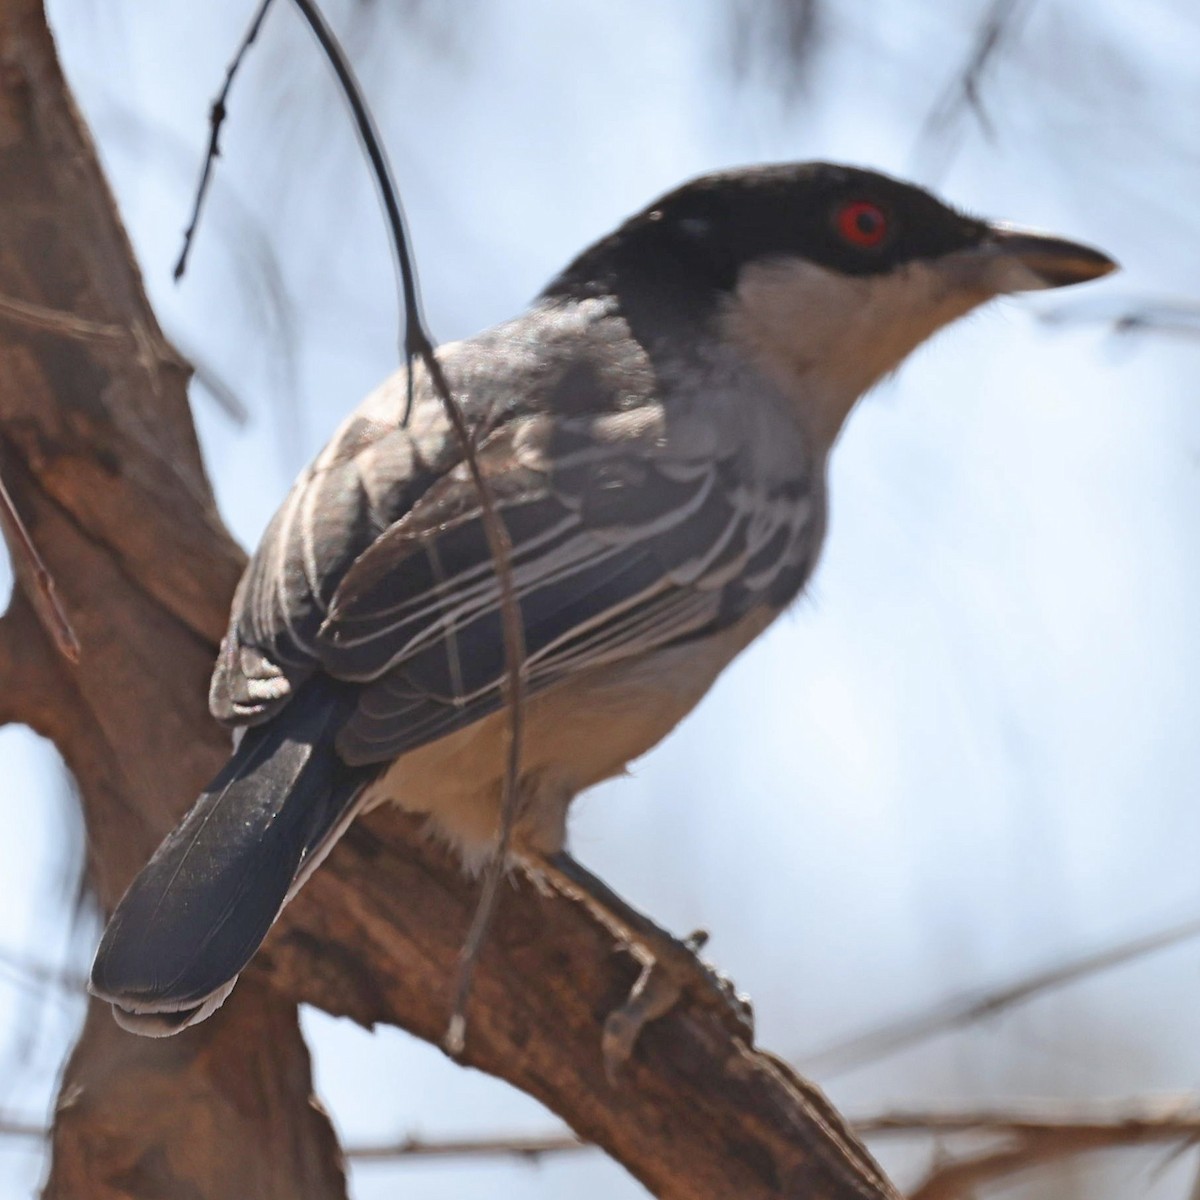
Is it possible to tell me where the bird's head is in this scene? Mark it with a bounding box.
[549,163,1116,451]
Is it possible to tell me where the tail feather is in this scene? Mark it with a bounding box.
[90,681,370,1035]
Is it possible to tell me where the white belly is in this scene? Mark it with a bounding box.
[362,605,778,869]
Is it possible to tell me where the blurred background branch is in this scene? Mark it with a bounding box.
[801,913,1200,1077]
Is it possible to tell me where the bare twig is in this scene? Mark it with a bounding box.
[911,1141,1086,1200]
[174,0,276,281]
[181,0,527,1055]
[0,292,128,343]
[801,913,1200,1076]
[348,1132,585,1163]
[924,0,1029,139]
[19,1091,1200,1194]
[332,1099,1200,1169]
[0,473,79,663]
[0,292,189,382]
[898,1102,1200,1200]
[859,1102,1200,1140]
[165,329,250,426]
[286,0,527,1063]
[1037,296,1200,342]
[15,1095,1200,1171]
[913,0,1032,174]
[0,291,154,668]
[285,0,426,423]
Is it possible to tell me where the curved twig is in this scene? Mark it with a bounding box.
[801,913,1200,1076]
[283,0,526,1059]
[173,0,276,281]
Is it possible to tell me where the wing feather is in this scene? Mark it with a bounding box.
[210,356,818,763]
[318,416,814,765]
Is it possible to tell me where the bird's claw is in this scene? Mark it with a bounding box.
[602,944,687,1082]
[523,854,754,1079]
[601,928,753,1081]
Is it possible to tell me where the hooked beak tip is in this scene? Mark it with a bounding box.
[986,224,1118,291]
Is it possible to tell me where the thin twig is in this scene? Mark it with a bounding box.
[0,473,80,663]
[1037,296,1200,342]
[0,309,88,660]
[166,329,251,426]
[0,292,128,343]
[174,0,276,281]
[859,1102,1200,1139]
[279,0,528,1053]
[0,1116,44,1142]
[13,1093,1200,1186]
[285,0,424,425]
[901,1103,1200,1200]
[801,914,1200,1076]
[179,0,528,1052]
[334,1099,1200,1166]
[349,1132,586,1163]
[910,1141,1071,1200]
[0,293,189,382]
[0,291,132,655]
[913,0,1031,174]
[923,0,1028,140]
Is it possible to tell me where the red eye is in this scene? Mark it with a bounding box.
[836,200,888,248]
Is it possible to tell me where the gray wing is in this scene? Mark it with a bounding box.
[212,374,817,766]
[319,406,817,765]
[210,371,471,723]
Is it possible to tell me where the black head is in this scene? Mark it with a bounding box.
[542,162,1115,453]
[545,162,992,299]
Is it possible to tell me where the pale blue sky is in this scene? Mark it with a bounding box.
[3,2,1199,1196]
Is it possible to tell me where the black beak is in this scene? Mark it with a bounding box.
[988,225,1118,287]
[981,224,1118,291]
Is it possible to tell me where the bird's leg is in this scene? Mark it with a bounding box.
[522,851,754,1080]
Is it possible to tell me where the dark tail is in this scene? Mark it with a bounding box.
[90,681,371,1036]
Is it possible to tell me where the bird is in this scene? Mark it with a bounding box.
[90,162,1115,1035]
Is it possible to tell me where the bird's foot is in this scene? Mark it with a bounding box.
[524,852,753,1081]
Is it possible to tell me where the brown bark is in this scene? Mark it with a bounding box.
[0,3,899,1198]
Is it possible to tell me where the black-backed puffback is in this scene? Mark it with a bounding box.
[90,162,1115,1036]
